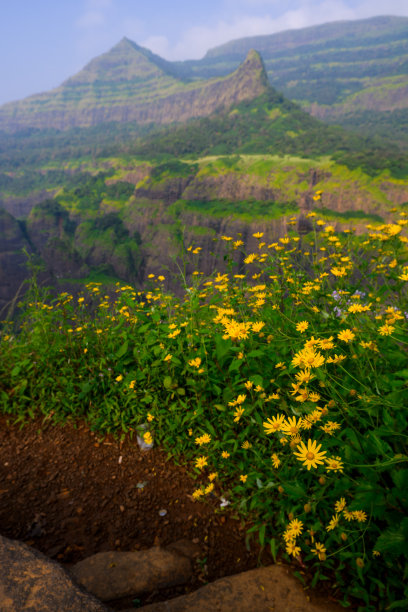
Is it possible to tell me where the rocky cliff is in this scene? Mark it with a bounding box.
[0,210,32,314]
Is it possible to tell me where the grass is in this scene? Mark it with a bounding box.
[1,209,408,611]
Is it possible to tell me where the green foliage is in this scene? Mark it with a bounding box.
[170,198,298,220]
[315,207,384,224]
[150,160,198,181]
[1,210,408,610]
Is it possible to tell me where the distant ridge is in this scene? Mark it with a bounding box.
[1,16,407,144]
[0,45,269,131]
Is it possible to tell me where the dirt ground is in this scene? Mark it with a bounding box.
[0,414,345,610]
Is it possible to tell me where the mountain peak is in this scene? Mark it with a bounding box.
[62,37,171,86]
[224,49,269,99]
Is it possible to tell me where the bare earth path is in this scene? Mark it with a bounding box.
[0,415,347,610]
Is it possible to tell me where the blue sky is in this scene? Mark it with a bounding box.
[1,0,408,105]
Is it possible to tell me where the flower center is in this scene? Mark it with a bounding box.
[290,426,298,434]
[306,452,315,460]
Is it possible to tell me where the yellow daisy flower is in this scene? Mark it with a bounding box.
[294,439,327,470]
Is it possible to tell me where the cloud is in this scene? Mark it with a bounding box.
[76,10,107,29]
[75,0,112,30]
[141,35,171,57]
[144,1,356,60]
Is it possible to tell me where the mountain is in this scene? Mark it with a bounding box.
[0,42,268,131]
[173,16,408,146]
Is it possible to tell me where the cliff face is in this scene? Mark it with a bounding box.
[0,209,32,313]
[0,47,269,131]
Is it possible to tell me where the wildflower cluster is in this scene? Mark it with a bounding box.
[1,212,408,610]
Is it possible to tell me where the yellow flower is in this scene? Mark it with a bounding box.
[326,514,340,532]
[296,321,309,333]
[271,453,281,468]
[208,472,218,481]
[335,498,347,513]
[233,407,245,422]
[244,253,258,264]
[222,319,251,341]
[164,354,172,362]
[241,440,252,449]
[330,266,347,277]
[253,232,264,238]
[147,413,154,422]
[221,451,230,458]
[281,416,303,437]
[263,414,285,434]
[252,321,265,333]
[294,439,327,470]
[205,483,215,494]
[288,518,303,536]
[286,540,301,557]
[352,510,367,522]
[293,367,313,383]
[195,456,208,469]
[311,542,326,561]
[195,433,211,445]
[337,329,355,343]
[189,357,202,368]
[378,324,394,336]
[143,431,153,445]
[235,394,247,405]
[192,488,204,500]
[239,474,248,483]
[292,347,324,369]
[244,380,253,390]
[168,329,181,339]
[325,456,344,472]
[115,375,123,382]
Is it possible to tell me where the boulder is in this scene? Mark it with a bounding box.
[71,546,192,601]
[0,534,108,611]
[137,564,343,612]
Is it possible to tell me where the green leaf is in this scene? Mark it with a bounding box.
[228,359,242,373]
[269,538,278,562]
[116,341,128,359]
[387,599,408,611]
[374,526,407,555]
[137,323,151,334]
[283,482,306,499]
[163,376,172,390]
[258,523,266,547]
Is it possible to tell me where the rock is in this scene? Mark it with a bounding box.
[0,534,108,611]
[71,546,192,602]
[165,539,201,560]
[137,565,344,612]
